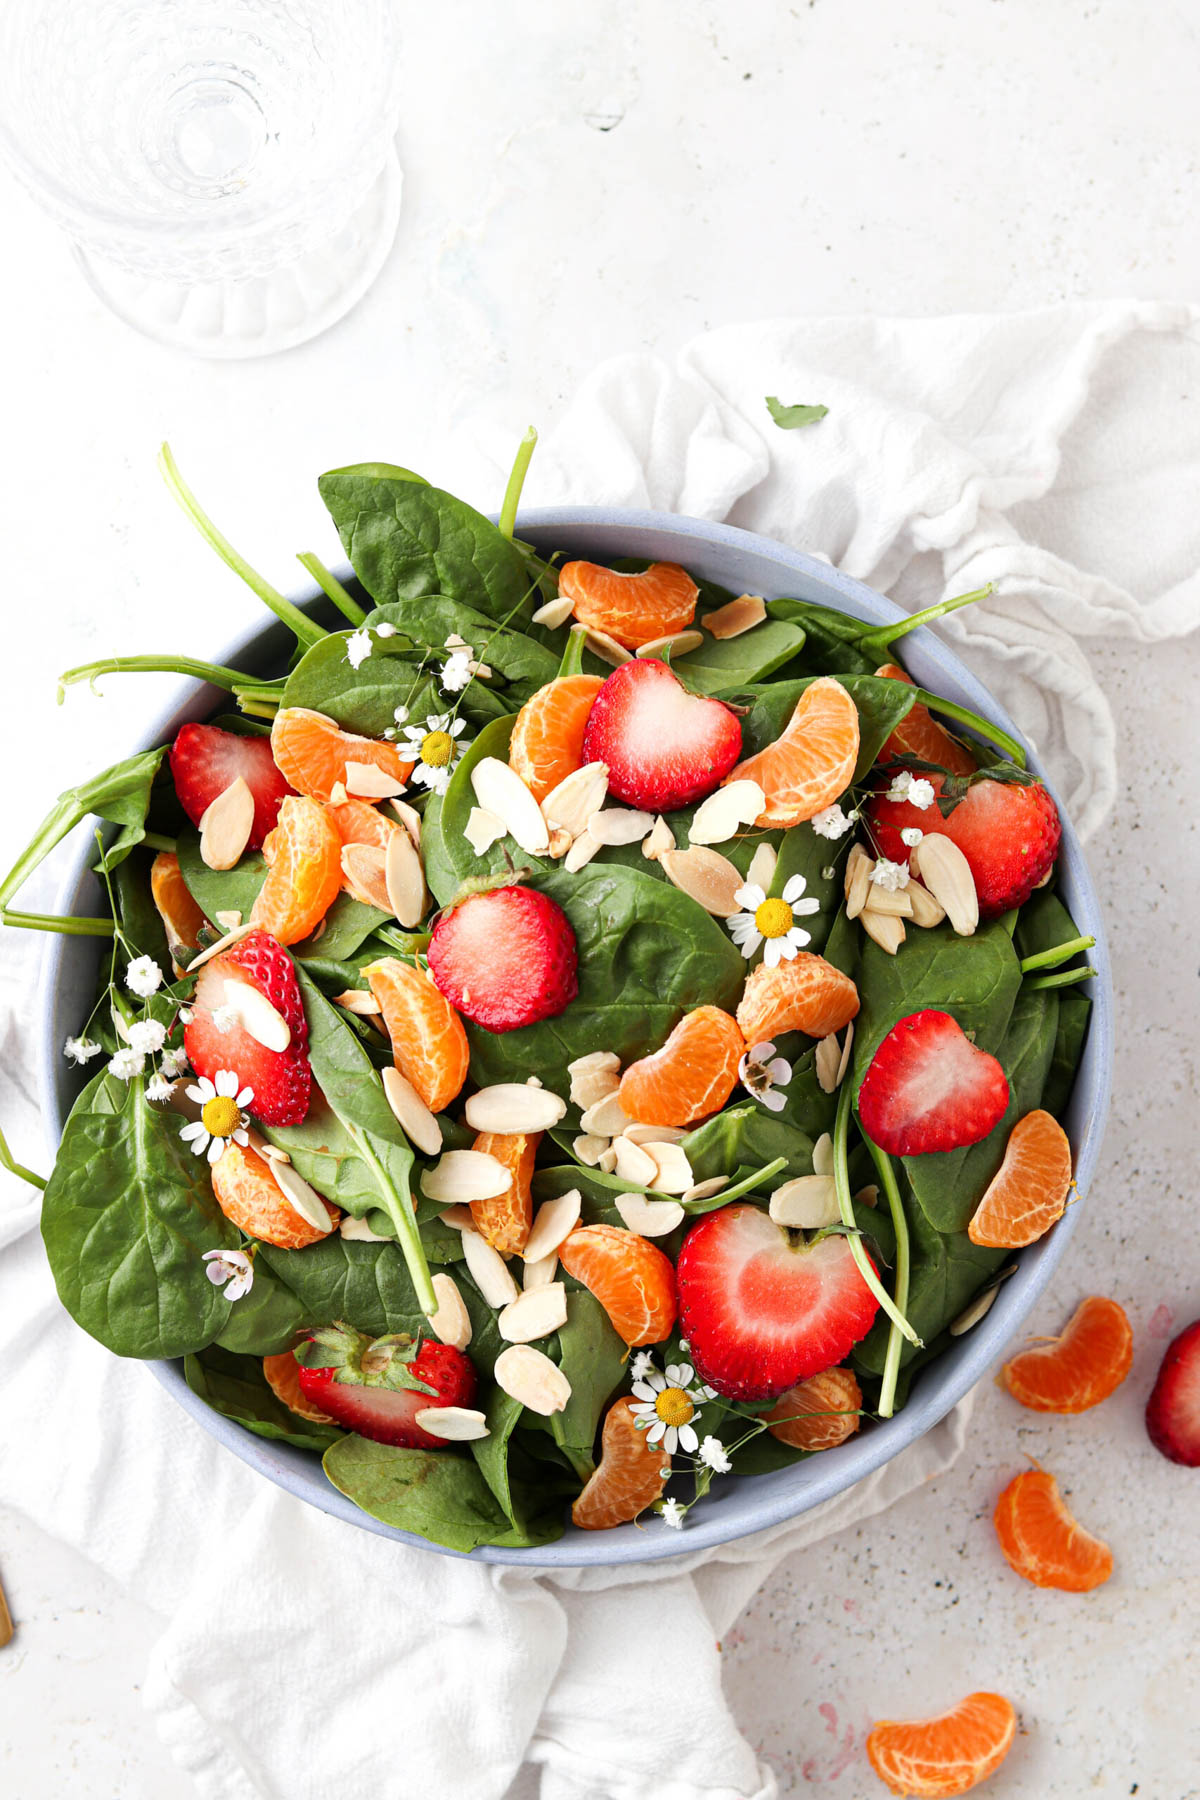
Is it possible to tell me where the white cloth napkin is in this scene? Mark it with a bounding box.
[3,299,1199,1800]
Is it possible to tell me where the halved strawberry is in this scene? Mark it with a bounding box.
[184,927,311,1125]
[295,1326,477,1449]
[857,1009,1009,1157]
[580,659,742,811]
[428,885,577,1032]
[676,1204,879,1400]
[170,722,294,850]
[868,774,1061,917]
[1145,1319,1200,1467]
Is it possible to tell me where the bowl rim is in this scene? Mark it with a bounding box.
[36,504,1113,1567]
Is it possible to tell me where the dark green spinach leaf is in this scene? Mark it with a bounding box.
[184,1344,344,1450]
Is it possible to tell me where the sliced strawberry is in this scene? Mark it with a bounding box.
[580,659,742,811]
[296,1330,477,1449]
[868,775,1061,917]
[428,885,577,1033]
[1145,1319,1200,1467]
[184,927,311,1126]
[857,1009,1009,1157]
[170,722,294,850]
[676,1204,879,1400]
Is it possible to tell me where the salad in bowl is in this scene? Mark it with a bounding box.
[9,441,1101,1556]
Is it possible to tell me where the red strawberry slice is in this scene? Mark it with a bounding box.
[428,884,577,1033]
[184,927,311,1125]
[170,722,294,850]
[676,1204,879,1400]
[297,1335,477,1449]
[581,659,742,811]
[868,775,1061,917]
[857,1009,1009,1157]
[1145,1319,1200,1467]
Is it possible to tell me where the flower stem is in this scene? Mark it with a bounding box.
[0,1125,45,1191]
[865,1139,913,1418]
[856,584,993,658]
[1,908,116,937]
[297,552,367,626]
[58,655,283,707]
[681,1156,787,1214]
[141,832,177,854]
[833,1083,921,1346]
[1025,964,1098,991]
[1019,934,1096,974]
[498,427,538,540]
[909,687,1027,768]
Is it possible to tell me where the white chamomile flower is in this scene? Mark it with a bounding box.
[440,648,474,693]
[738,1040,793,1113]
[212,1004,239,1034]
[375,621,397,638]
[107,1047,145,1081]
[160,1046,189,1078]
[145,1073,175,1103]
[401,713,469,796]
[900,826,924,848]
[126,1019,167,1056]
[658,1497,687,1530]
[630,1349,656,1383]
[63,1036,102,1065]
[810,803,857,840]
[698,1435,732,1474]
[725,876,821,967]
[180,1071,253,1165]
[885,770,936,810]
[870,858,910,893]
[345,628,373,669]
[629,1359,717,1456]
[124,955,163,999]
[202,1248,254,1301]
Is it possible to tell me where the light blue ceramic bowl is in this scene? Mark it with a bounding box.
[37,509,1112,1566]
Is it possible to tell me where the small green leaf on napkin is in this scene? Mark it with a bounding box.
[765,396,829,430]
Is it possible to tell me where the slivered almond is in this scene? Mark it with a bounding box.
[580,1092,634,1136]
[622,1122,687,1146]
[589,806,655,846]
[860,910,906,954]
[597,1145,619,1174]
[702,594,767,639]
[329,780,349,807]
[568,1052,621,1109]
[385,827,426,927]
[844,845,873,920]
[688,780,766,846]
[438,1204,476,1231]
[524,1190,582,1263]
[470,758,550,855]
[615,1194,685,1236]
[464,806,507,856]
[421,1150,513,1203]
[340,843,391,911]
[222,979,291,1052]
[906,878,946,928]
[381,1066,443,1156]
[493,1344,571,1415]
[215,909,242,931]
[768,1175,840,1228]
[583,627,632,666]
[269,1161,334,1233]
[1034,865,1054,890]
[465,1082,568,1134]
[254,1139,290,1165]
[635,630,705,659]
[414,1405,490,1440]
[498,1282,569,1343]
[390,798,422,847]
[642,815,675,862]
[863,885,914,918]
[815,1033,842,1094]
[836,1020,855,1085]
[333,988,383,1015]
[811,1132,834,1178]
[912,835,978,935]
[426,1272,473,1350]
[460,1227,520,1307]
[746,841,777,892]
[524,1252,559,1289]
[532,596,575,628]
[340,1213,391,1242]
[643,1141,694,1195]
[573,1133,609,1166]
[199,777,255,871]
[541,762,609,838]
[854,1184,880,1209]
[660,846,744,915]
[683,1176,728,1202]
[344,760,406,799]
[612,1136,657,1187]
[564,830,601,872]
[949,1285,1001,1335]
[546,826,573,858]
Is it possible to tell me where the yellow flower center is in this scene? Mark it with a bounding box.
[754,898,793,940]
[420,730,454,768]
[201,1096,242,1138]
[655,1387,695,1427]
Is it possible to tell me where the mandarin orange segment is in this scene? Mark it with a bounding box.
[270,706,414,804]
[874,663,978,777]
[469,1130,538,1256]
[618,1006,744,1129]
[968,1110,1072,1248]
[736,953,860,1044]
[726,675,860,827]
[993,1468,1113,1593]
[262,1351,337,1423]
[866,1693,1017,1798]
[508,674,605,803]
[1002,1295,1133,1414]
[149,850,207,969]
[764,1366,863,1451]
[571,1396,669,1529]
[558,1224,677,1346]
[211,1141,339,1250]
[559,560,699,650]
[362,956,469,1114]
[327,795,396,852]
[248,794,342,946]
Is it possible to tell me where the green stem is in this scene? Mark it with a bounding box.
[1025,965,1098,991]
[158,443,325,650]
[297,552,366,626]
[858,584,993,658]
[556,625,588,679]
[237,693,282,721]
[865,1140,913,1419]
[1019,935,1096,974]
[0,1125,46,1191]
[498,427,538,539]
[833,1083,921,1346]
[58,655,283,706]
[141,832,177,854]
[346,1122,437,1315]
[2,908,116,937]
[910,686,1027,768]
[682,1157,787,1214]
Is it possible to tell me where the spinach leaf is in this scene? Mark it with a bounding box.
[853,1197,1006,1377]
[1043,990,1091,1120]
[765,599,884,678]
[767,822,854,958]
[366,597,559,708]
[184,1345,344,1450]
[549,1290,628,1480]
[112,850,173,977]
[280,630,443,737]
[175,831,388,961]
[422,716,539,904]
[251,1235,430,1341]
[0,747,166,906]
[735,673,916,782]
[322,1436,564,1551]
[765,397,829,430]
[661,619,808,696]
[681,1104,815,1185]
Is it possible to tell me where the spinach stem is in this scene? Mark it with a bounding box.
[141,832,177,854]
[158,443,326,650]
[832,1083,921,1346]
[237,693,282,721]
[498,427,538,540]
[857,584,993,658]
[556,625,588,679]
[1019,934,1096,974]
[865,1140,913,1419]
[58,655,283,704]
[1026,965,1098,991]
[297,552,366,626]
[910,687,1027,768]
[0,1125,46,1191]
[692,1156,788,1210]
[346,1122,437,1315]
[1,908,116,937]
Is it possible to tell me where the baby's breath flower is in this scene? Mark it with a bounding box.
[345,628,373,669]
[108,1047,146,1081]
[810,803,856,840]
[160,1046,189,1078]
[630,1349,655,1383]
[63,1036,102,1065]
[124,955,163,998]
[127,1019,167,1055]
[869,858,910,892]
[440,648,474,693]
[375,621,397,638]
[900,826,924,848]
[658,1497,687,1530]
[886,770,936,809]
[145,1074,175,1103]
[698,1435,732,1473]
[212,1004,239,1034]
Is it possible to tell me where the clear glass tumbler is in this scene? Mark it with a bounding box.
[0,1,404,357]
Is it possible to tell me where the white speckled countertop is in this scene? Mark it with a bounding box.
[2,3,1198,1794]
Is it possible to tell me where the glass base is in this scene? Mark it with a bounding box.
[72,149,402,359]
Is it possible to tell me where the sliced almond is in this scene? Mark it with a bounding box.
[541,762,609,838]
[390,798,422,847]
[588,806,656,847]
[611,1136,657,1188]
[635,630,705,659]
[854,1184,880,1210]
[524,1252,559,1289]
[564,830,601,872]
[524,1190,583,1264]
[683,1176,728,1202]
[214,909,243,931]
[470,758,550,855]
[329,779,349,807]
[844,844,873,921]
[768,1175,840,1229]
[568,1052,621,1109]
[1034,865,1054,890]
[912,835,978,935]
[583,627,632,666]
[811,1132,834,1178]
[425,1271,473,1350]
[643,1141,694,1195]
[199,777,255,872]
[340,1213,392,1242]
[906,878,946,929]
[344,760,406,799]
[269,1160,334,1234]
[642,815,676,862]
[438,1204,476,1231]
[836,1020,855,1086]
[421,1150,513,1203]
[384,827,426,927]
[860,910,906,954]
[580,1092,634,1136]
[573,1133,609,1166]
[815,1032,842,1094]
[464,806,507,856]
[254,1139,290,1165]
[688,780,766,846]
[460,1226,520,1307]
[702,594,767,639]
[381,1066,443,1156]
[531,595,575,628]
[660,846,744,915]
[413,1405,490,1440]
[340,843,391,912]
[615,1194,685,1236]
[863,885,914,918]
[546,825,573,858]
[493,1344,571,1415]
[746,841,777,893]
[465,1082,569,1134]
[597,1145,619,1174]
[498,1282,569,1343]
[949,1284,1001,1336]
[622,1122,687,1146]
[222,979,292,1052]
[333,988,383,1015]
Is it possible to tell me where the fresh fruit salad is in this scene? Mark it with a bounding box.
[7,443,1099,1553]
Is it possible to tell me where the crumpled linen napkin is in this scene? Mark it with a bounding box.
[2,298,1199,1800]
